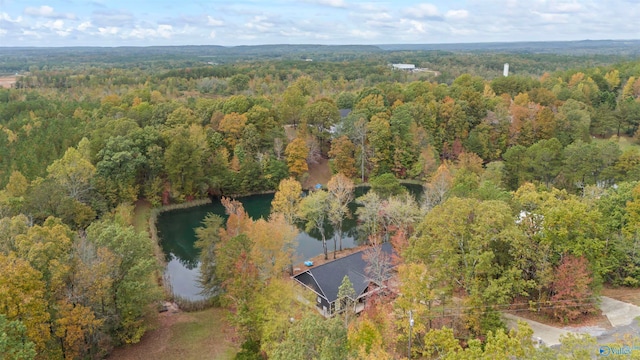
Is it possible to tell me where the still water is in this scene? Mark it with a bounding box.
[158,185,422,300]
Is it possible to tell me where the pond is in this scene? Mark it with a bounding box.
[158,184,422,300]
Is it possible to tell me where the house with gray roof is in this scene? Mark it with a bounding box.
[292,243,394,317]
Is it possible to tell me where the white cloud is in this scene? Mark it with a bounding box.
[1,12,22,23]
[25,5,54,17]
[532,11,569,23]
[350,29,377,39]
[314,0,348,8]
[157,24,173,38]
[43,19,65,30]
[549,2,583,13]
[128,25,174,39]
[407,19,427,33]
[245,15,275,32]
[21,29,42,38]
[356,3,387,12]
[98,26,120,36]
[207,16,224,26]
[0,28,7,36]
[0,0,637,46]
[445,9,469,20]
[78,21,92,31]
[24,5,75,20]
[365,12,392,21]
[92,10,134,27]
[408,3,441,19]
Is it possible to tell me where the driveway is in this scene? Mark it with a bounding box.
[596,296,640,345]
[504,296,640,348]
[600,296,640,327]
[502,313,572,346]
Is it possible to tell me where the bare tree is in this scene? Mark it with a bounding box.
[273,137,284,160]
[328,173,355,256]
[423,163,452,211]
[363,245,393,289]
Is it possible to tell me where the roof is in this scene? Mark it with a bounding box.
[392,63,416,70]
[293,243,393,303]
[339,109,352,118]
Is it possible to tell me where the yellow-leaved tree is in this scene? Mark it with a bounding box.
[285,138,309,178]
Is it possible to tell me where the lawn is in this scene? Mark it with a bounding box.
[133,199,152,233]
[108,308,238,360]
[594,135,640,152]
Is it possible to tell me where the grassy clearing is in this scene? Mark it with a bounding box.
[109,308,238,360]
[133,199,152,233]
[594,135,640,152]
[163,309,237,360]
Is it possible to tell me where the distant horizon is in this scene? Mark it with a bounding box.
[1,1,639,47]
[1,38,639,49]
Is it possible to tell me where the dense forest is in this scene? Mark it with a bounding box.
[2,44,640,359]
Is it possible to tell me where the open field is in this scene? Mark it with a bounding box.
[0,75,17,88]
[303,157,332,189]
[133,199,152,233]
[108,308,238,360]
[594,136,640,152]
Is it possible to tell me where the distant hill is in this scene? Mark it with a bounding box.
[377,40,640,56]
[1,41,639,73]
[0,44,383,70]
[0,44,382,61]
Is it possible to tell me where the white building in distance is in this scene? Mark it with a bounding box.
[392,63,416,71]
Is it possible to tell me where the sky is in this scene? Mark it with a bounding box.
[0,0,639,47]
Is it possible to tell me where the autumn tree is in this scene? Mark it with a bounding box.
[47,144,96,203]
[423,163,453,211]
[408,197,526,336]
[394,262,438,357]
[0,253,50,353]
[271,177,303,225]
[249,214,298,280]
[328,173,355,255]
[301,99,340,150]
[215,233,259,340]
[0,171,29,217]
[367,113,393,175]
[85,219,161,344]
[549,255,597,323]
[329,135,357,178]
[219,112,247,149]
[280,85,307,127]
[285,138,309,178]
[299,190,330,259]
[356,191,383,244]
[210,199,301,349]
[347,314,392,360]
[271,314,347,360]
[381,192,422,246]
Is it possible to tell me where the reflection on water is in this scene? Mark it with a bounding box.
[165,255,207,301]
[158,184,422,300]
